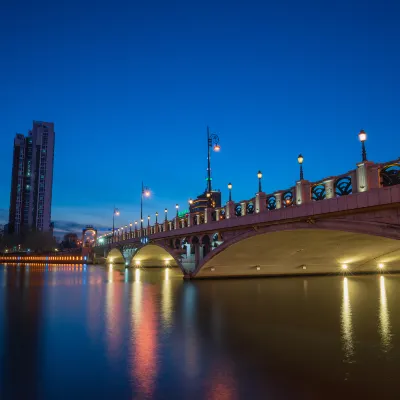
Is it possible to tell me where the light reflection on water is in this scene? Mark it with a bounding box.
[0,265,399,399]
[341,277,355,363]
[379,276,392,352]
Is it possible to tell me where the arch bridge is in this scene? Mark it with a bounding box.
[96,158,400,278]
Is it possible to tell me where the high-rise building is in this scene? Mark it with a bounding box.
[8,121,55,234]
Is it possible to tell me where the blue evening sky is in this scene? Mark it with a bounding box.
[1,0,399,234]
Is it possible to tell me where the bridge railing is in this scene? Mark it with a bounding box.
[98,157,400,245]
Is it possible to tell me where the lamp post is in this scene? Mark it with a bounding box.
[112,207,120,243]
[155,212,158,224]
[164,208,168,221]
[176,204,179,217]
[228,183,232,202]
[147,215,150,229]
[206,191,212,207]
[358,129,367,162]
[188,198,193,213]
[257,171,262,192]
[298,154,304,180]
[206,126,221,193]
[141,182,150,230]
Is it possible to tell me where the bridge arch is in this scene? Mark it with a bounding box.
[130,242,185,272]
[106,248,125,264]
[193,219,400,278]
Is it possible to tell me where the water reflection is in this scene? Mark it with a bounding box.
[303,279,308,298]
[207,362,238,400]
[341,277,355,362]
[0,267,43,399]
[130,269,158,398]
[379,276,392,352]
[182,283,200,378]
[161,268,172,329]
[1,265,400,398]
[105,266,124,362]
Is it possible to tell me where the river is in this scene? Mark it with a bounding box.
[0,264,399,399]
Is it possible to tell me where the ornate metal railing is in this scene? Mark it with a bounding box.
[380,163,400,187]
[98,157,400,245]
[246,200,255,214]
[335,176,352,196]
[234,203,242,217]
[312,184,326,201]
[267,195,276,210]
[283,190,294,207]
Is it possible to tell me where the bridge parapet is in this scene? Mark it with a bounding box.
[97,158,400,247]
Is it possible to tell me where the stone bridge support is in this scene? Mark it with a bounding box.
[123,248,138,266]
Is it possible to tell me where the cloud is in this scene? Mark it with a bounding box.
[52,220,112,238]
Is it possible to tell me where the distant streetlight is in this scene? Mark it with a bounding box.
[112,206,120,243]
[176,204,179,217]
[298,154,304,180]
[228,182,232,202]
[155,212,158,224]
[257,171,262,192]
[207,126,221,193]
[358,129,367,162]
[164,208,168,221]
[141,182,151,230]
[147,215,150,227]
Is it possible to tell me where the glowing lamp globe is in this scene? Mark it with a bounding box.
[358,129,367,142]
[298,154,304,164]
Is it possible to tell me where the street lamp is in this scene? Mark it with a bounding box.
[257,171,262,192]
[112,207,120,243]
[164,208,168,221]
[358,129,367,162]
[228,182,232,202]
[297,154,304,180]
[206,126,221,193]
[147,215,150,227]
[176,204,179,217]
[140,181,151,230]
[155,212,158,224]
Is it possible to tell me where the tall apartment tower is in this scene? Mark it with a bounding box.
[8,121,55,234]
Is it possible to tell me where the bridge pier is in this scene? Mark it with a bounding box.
[123,248,137,266]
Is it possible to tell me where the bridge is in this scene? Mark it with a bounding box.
[95,157,400,279]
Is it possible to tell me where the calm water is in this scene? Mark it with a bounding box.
[0,265,400,399]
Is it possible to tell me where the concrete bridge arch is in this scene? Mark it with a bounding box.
[106,248,125,264]
[130,242,183,269]
[192,218,400,278]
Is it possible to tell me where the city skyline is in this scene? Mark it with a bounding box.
[1,0,400,234]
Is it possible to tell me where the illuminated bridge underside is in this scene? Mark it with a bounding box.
[196,229,400,278]
[131,245,179,268]
[106,248,125,264]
